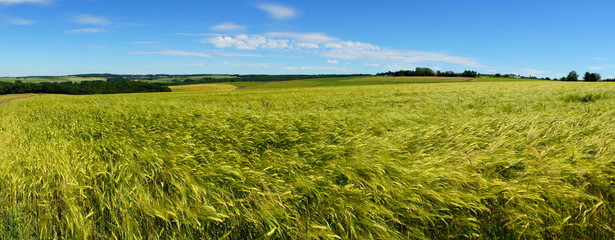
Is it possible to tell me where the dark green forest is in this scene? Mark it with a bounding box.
[0,81,171,95]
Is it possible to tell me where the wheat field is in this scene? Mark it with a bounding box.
[0,81,613,239]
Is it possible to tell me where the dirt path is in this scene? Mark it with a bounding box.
[0,94,37,108]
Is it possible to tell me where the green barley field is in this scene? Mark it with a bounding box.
[0,81,613,239]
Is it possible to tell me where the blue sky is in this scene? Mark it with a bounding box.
[1,0,614,78]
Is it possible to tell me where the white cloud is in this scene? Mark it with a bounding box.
[327,59,339,64]
[74,14,110,26]
[205,34,328,50]
[203,34,485,68]
[257,3,297,20]
[385,64,416,71]
[5,16,35,25]
[324,43,342,48]
[206,34,292,50]
[588,66,605,70]
[129,50,213,58]
[322,42,484,68]
[591,57,607,61]
[66,28,106,34]
[523,68,548,76]
[283,66,348,71]
[0,0,50,5]
[211,22,246,32]
[266,32,337,43]
[333,41,380,50]
[149,61,275,68]
[588,65,612,71]
[296,43,319,49]
[364,63,380,67]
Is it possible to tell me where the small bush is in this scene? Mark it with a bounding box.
[561,93,604,102]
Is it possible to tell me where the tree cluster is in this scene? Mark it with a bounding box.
[583,72,601,82]
[0,81,171,95]
[376,68,479,77]
[376,68,436,77]
[460,70,479,78]
[558,71,601,81]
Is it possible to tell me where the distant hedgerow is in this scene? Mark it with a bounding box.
[0,81,171,95]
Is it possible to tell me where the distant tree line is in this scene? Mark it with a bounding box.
[72,73,174,79]
[160,74,371,85]
[0,80,171,95]
[376,68,615,82]
[72,73,217,80]
[0,74,371,95]
[235,74,370,81]
[556,71,604,81]
[69,74,371,82]
[376,68,479,77]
